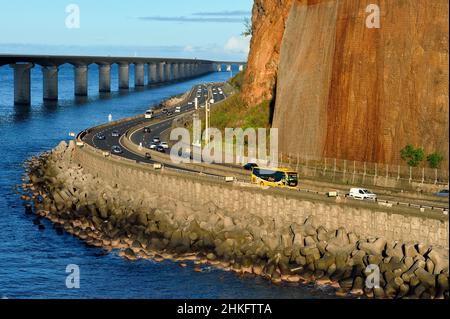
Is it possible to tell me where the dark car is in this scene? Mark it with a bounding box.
[243,163,258,171]
[156,145,165,153]
[111,145,123,154]
[153,136,161,144]
[96,133,106,140]
[433,189,449,197]
[167,111,173,117]
[162,109,168,114]
[143,127,152,134]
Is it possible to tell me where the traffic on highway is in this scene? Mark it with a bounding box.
[82,82,226,167]
[81,83,449,214]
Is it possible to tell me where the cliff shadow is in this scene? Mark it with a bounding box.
[268,78,277,126]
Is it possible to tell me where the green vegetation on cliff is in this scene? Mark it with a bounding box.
[209,94,270,131]
[208,72,271,131]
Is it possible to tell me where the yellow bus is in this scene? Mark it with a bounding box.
[251,167,299,189]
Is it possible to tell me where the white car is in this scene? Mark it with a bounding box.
[149,143,158,150]
[188,102,193,105]
[160,142,169,149]
[144,110,153,119]
[349,188,377,201]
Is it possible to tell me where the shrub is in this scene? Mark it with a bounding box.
[426,152,444,169]
[400,144,425,167]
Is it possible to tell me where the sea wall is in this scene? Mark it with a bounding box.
[73,142,449,249]
[24,141,449,299]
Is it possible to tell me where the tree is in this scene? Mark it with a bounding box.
[426,152,444,169]
[400,144,425,167]
[241,18,252,37]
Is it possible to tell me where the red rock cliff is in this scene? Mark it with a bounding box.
[241,0,293,106]
[244,0,449,165]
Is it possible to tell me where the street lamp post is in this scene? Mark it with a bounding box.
[205,99,209,144]
[204,86,214,145]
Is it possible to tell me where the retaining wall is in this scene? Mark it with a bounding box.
[73,144,449,249]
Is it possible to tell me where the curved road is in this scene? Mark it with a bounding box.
[81,83,449,214]
[82,82,225,167]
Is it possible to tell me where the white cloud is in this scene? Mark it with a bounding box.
[224,36,250,54]
[183,45,195,52]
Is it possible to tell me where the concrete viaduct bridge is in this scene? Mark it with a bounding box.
[0,54,246,105]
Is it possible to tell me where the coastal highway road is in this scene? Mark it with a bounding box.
[80,83,449,213]
[130,85,226,150]
[82,82,226,168]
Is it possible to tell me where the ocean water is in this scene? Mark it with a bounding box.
[0,64,334,299]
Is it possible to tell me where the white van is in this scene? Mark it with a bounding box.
[349,188,377,201]
[144,110,153,119]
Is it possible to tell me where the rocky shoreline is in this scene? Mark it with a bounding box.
[20,141,449,299]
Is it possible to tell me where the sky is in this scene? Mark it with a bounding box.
[0,0,253,61]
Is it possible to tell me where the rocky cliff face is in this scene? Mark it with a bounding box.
[244,0,449,165]
[241,0,293,106]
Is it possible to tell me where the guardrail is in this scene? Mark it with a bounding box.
[74,134,449,216]
[121,131,249,180]
[73,85,449,216]
[121,133,450,214]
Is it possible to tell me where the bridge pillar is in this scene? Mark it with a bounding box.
[10,63,34,105]
[179,63,186,79]
[178,63,183,79]
[118,63,129,89]
[181,63,186,78]
[239,64,244,72]
[74,64,88,96]
[149,63,158,84]
[185,63,191,78]
[172,63,179,81]
[165,63,172,82]
[184,63,188,77]
[99,64,111,93]
[158,62,165,82]
[42,65,58,101]
[134,63,145,87]
[195,63,200,76]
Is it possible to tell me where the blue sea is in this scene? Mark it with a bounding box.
[0,63,333,298]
